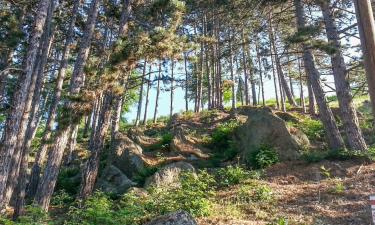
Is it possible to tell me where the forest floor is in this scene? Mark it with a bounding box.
[198,159,374,225]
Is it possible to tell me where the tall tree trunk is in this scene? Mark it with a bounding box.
[294,0,345,150]
[271,40,296,107]
[307,79,316,115]
[241,30,250,105]
[184,53,189,112]
[135,60,147,126]
[256,40,265,106]
[153,62,161,123]
[246,46,257,106]
[79,93,112,199]
[143,64,152,125]
[229,30,236,110]
[0,0,51,208]
[268,23,280,110]
[170,60,175,118]
[27,0,80,199]
[298,56,306,113]
[353,0,375,119]
[34,0,101,211]
[320,0,367,151]
[5,1,56,210]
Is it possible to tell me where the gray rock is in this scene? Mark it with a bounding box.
[144,211,197,225]
[144,162,195,188]
[96,165,136,195]
[235,107,310,162]
[112,133,145,179]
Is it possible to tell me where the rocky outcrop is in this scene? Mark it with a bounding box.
[128,127,160,147]
[112,133,146,179]
[170,126,210,160]
[144,162,195,188]
[235,107,310,162]
[96,165,136,195]
[144,211,197,225]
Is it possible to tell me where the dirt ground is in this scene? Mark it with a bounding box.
[199,159,375,225]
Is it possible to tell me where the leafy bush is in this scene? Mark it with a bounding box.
[160,133,173,148]
[292,116,325,141]
[238,182,274,203]
[56,167,80,195]
[133,166,158,186]
[302,148,375,163]
[51,189,74,206]
[248,145,279,169]
[150,171,215,217]
[216,166,249,187]
[328,178,345,195]
[0,206,50,225]
[145,132,173,152]
[67,192,115,225]
[206,120,241,166]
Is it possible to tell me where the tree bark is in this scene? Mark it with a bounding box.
[294,0,345,150]
[320,0,367,151]
[143,64,152,125]
[229,30,236,110]
[79,93,112,199]
[170,60,175,118]
[353,0,375,119]
[34,0,101,211]
[241,30,250,105]
[135,61,146,126]
[0,0,51,208]
[27,0,80,199]
[153,62,161,123]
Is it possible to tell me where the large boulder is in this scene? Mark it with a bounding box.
[96,165,136,195]
[235,107,309,161]
[112,133,146,179]
[144,211,197,225]
[144,162,195,188]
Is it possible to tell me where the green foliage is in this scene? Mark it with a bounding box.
[133,166,158,186]
[247,145,279,169]
[144,132,173,152]
[238,181,274,203]
[216,166,249,187]
[289,115,325,141]
[56,167,80,196]
[161,171,215,216]
[205,120,241,166]
[301,150,327,163]
[0,206,50,225]
[65,171,214,225]
[302,147,375,163]
[51,190,74,207]
[267,217,289,225]
[328,178,345,195]
[67,192,115,225]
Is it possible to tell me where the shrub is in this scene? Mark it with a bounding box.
[67,192,115,225]
[56,167,80,195]
[301,150,327,163]
[293,117,325,141]
[133,166,158,186]
[328,178,345,195]
[51,189,74,206]
[216,166,249,187]
[0,206,50,225]
[238,182,274,203]
[161,171,215,217]
[248,145,279,169]
[160,133,173,148]
[206,120,241,166]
